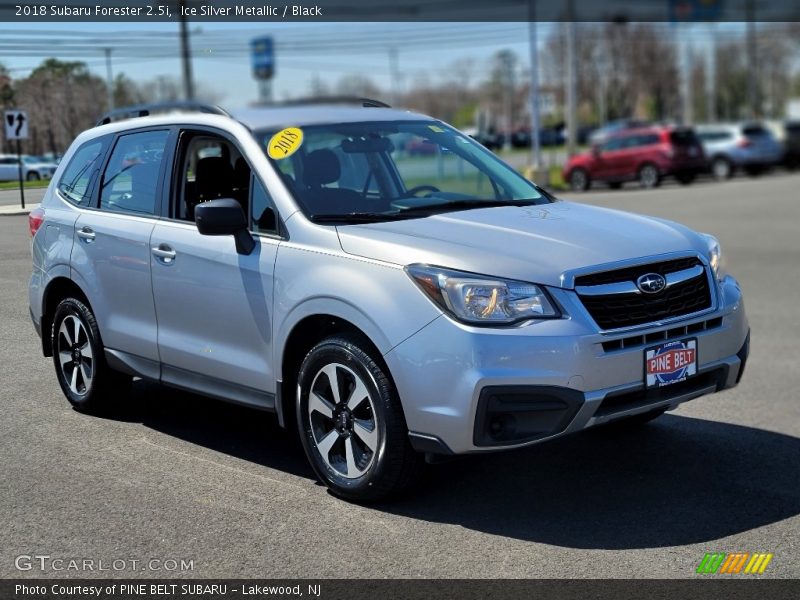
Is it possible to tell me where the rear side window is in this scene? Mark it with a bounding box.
[57,140,107,206]
[669,130,699,146]
[100,130,169,216]
[742,125,768,138]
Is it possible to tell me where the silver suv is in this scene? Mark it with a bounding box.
[29,101,749,500]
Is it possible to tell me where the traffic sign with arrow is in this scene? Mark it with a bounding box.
[4,110,29,141]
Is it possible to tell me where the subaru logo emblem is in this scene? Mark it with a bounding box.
[636,273,666,294]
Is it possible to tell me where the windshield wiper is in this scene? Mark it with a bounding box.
[396,198,540,214]
[310,212,412,224]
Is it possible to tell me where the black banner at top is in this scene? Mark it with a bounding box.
[1,0,800,22]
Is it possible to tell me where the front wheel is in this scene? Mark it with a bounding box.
[638,163,661,189]
[568,168,590,192]
[27,171,41,181]
[297,335,422,501]
[52,297,130,413]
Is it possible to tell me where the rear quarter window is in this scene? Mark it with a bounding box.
[669,130,699,146]
[742,125,768,137]
[56,139,108,206]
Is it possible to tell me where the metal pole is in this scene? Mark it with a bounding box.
[179,0,195,100]
[706,23,716,122]
[527,0,541,169]
[17,138,25,210]
[389,47,400,106]
[746,0,758,118]
[565,4,577,157]
[104,48,114,111]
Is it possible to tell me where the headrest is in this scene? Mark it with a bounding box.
[196,157,233,200]
[304,149,340,186]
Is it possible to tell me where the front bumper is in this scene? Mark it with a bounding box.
[386,274,749,455]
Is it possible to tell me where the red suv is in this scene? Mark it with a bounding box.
[563,126,706,191]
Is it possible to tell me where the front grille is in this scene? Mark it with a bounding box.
[574,257,701,287]
[594,367,727,418]
[576,257,712,330]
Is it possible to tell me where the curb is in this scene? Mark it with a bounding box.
[0,203,38,216]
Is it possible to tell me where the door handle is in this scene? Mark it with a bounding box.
[151,244,177,263]
[76,227,95,242]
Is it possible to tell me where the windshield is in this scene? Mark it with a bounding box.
[257,120,550,223]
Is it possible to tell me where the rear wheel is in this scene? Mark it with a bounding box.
[26,171,40,181]
[297,334,422,501]
[568,168,590,192]
[52,298,131,413]
[637,163,661,189]
[711,156,733,180]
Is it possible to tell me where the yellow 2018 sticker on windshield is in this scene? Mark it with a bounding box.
[428,125,445,133]
[267,127,304,160]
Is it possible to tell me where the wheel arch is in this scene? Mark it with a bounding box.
[40,277,92,357]
[277,311,393,431]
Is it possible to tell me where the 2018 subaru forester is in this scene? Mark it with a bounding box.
[28,100,749,500]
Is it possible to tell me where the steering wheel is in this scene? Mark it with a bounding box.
[405,184,441,197]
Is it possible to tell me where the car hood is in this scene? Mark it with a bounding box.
[336,201,707,289]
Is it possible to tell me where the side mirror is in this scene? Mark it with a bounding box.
[195,198,255,255]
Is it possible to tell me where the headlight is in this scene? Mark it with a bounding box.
[701,233,723,279]
[405,264,559,325]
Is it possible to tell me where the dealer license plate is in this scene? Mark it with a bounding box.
[645,339,697,388]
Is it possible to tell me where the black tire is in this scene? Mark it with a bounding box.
[711,156,733,180]
[296,334,422,501]
[607,181,623,190]
[676,172,696,185]
[27,171,41,181]
[568,168,590,192]
[51,297,131,413]
[637,163,661,189]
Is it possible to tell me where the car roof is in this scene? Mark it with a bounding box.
[79,104,435,145]
[232,105,432,130]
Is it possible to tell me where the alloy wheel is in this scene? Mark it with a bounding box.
[57,315,93,396]
[308,362,379,479]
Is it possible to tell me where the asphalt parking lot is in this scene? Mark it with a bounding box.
[1,174,798,579]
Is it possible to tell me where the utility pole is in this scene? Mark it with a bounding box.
[746,0,758,118]
[565,9,578,157]
[500,50,515,151]
[680,25,693,125]
[103,48,114,111]
[388,47,400,106]
[527,0,542,171]
[706,23,716,122]
[179,0,195,101]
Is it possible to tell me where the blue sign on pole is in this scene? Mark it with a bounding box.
[251,36,274,80]
[669,0,723,22]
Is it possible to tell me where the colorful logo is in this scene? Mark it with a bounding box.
[646,339,697,387]
[696,552,773,574]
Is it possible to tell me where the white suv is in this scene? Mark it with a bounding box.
[29,101,749,500]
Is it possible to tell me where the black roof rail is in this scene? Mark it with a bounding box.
[96,101,231,126]
[257,96,391,109]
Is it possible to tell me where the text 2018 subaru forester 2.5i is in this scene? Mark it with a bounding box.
[29,100,749,501]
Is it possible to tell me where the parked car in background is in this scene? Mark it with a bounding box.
[510,127,565,149]
[695,122,783,180]
[783,121,800,169]
[563,126,706,191]
[587,119,651,145]
[0,155,58,181]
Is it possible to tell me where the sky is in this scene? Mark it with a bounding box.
[0,21,761,108]
[0,22,538,106]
